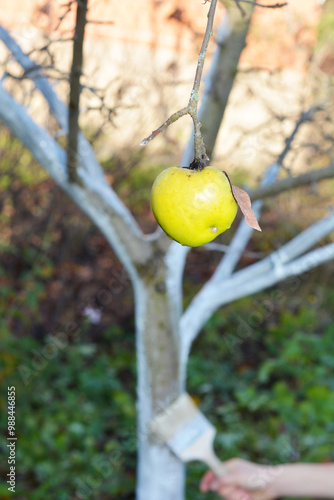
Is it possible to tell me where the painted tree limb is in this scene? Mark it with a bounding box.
[0,83,152,268]
[191,237,334,333]
[67,0,88,183]
[231,213,334,285]
[180,213,334,361]
[165,244,189,320]
[188,239,334,339]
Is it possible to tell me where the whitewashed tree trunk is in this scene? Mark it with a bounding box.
[135,279,183,499]
[134,240,189,500]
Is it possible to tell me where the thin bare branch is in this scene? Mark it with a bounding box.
[140,107,189,145]
[234,0,247,17]
[235,0,287,8]
[55,1,76,31]
[87,19,114,25]
[277,106,323,165]
[67,0,88,183]
[249,162,334,201]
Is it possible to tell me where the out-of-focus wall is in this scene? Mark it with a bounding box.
[0,0,325,171]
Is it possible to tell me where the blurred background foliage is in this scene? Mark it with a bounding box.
[0,122,334,500]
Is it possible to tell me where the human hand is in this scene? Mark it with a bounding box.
[200,458,280,500]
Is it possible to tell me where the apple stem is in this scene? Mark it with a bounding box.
[188,157,207,171]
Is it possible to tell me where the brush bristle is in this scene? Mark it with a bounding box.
[151,392,215,455]
[151,393,199,441]
[168,412,214,457]
[151,393,220,468]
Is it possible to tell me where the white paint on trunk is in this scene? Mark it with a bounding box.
[136,443,185,500]
[134,266,186,500]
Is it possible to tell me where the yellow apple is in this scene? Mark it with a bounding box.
[150,166,238,247]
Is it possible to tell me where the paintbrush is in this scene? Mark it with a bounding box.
[151,392,227,476]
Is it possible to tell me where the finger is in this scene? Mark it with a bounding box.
[233,487,251,500]
[217,485,236,499]
[223,458,248,471]
[217,485,251,500]
[200,470,216,492]
[216,472,242,486]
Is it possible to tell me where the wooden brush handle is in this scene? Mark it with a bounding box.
[187,426,227,477]
[204,448,228,477]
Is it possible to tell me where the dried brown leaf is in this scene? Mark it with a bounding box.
[231,185,262,232]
